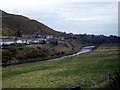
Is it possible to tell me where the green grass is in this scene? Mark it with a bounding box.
[2,43,120,88]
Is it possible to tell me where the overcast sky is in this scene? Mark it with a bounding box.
[0,0,118,36]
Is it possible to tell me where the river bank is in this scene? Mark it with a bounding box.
[2,45,95,67]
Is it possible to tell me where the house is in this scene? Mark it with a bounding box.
[1,39,15,45]
[46,35,53,39]
[30,38,42,44]
[26,39,32,44]
[16,39,26,44]
[58,37,64,40]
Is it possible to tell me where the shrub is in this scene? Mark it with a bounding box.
[19,47,23,50]
[2,50,13,63]
[37,46,41,50]
[25,49,47,59]
[9,48,17,54]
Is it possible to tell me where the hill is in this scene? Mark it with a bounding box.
[1,10,60,36]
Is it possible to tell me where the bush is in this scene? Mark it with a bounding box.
[9,48,17,54]
[55,51,65,55]
[25,49,47,59]
[2,50,13,63]
[19,47,23,50]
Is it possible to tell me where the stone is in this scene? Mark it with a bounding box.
[108,72,111,80]
[94,82,96,86]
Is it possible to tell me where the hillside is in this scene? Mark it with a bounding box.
[2,10,59,36]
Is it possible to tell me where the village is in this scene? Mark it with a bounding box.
[0,34,65,46]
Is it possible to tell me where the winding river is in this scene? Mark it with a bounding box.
[47,46,95,61]
[3,46,95,67]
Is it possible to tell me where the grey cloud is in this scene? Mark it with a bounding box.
[0,1,118,36]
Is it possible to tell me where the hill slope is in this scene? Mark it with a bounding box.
[2,10,59,36]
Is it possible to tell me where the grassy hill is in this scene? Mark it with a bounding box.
[2,10,60,36]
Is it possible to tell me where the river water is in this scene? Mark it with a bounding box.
[47,46,95,61]
[3,46,95,67]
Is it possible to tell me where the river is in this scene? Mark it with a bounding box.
[2,45,95,67]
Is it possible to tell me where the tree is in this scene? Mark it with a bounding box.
[14,30,22,37]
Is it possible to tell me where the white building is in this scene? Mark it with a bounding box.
[46,35,53,39]
[1,39,15,45]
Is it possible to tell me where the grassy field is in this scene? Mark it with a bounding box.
[2,43,120,88]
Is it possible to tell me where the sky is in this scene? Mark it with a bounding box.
[0,0,119,36]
